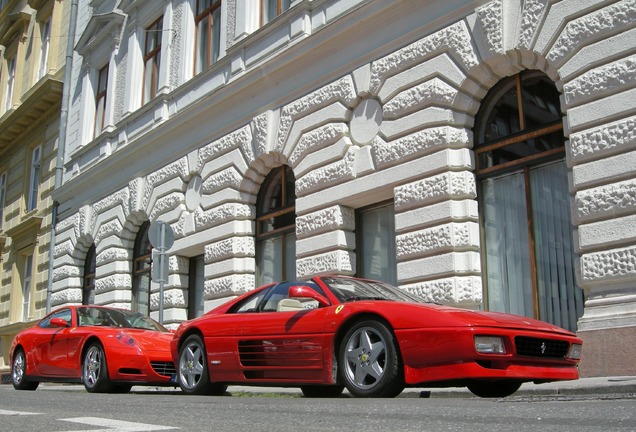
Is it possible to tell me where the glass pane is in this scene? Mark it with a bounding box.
[211,8,221,64]
[285,232,296,280]
[480,81,520,143]
[481,172,534,317]
[136,274,150,315]
[530,161,584,332]
[358,204,397,285]
[262,0,276,24]
[143,58,153,104]
[257,236,282,285]
[522,75,562,128]
[196,17,209,73]
[478,130,564,170]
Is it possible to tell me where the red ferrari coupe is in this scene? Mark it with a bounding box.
[10,306,176,393]
[171,276,582,398]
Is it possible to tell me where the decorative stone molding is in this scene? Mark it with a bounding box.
[194,203,253,231]
[205,237,255,262]
[395,171,476,211]
[295,205,355,239]
[518,0,549,50]
[575,178,636,223]
[204,274,256,299]
[296,250,355,279]
[402,276,482,306]
[569,116,636,165]
[396,222,480,260]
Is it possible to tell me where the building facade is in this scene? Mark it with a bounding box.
[6,0,634,378]
[0,0,69,375]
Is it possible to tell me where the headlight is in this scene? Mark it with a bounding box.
[567,343,582,360]
[116,332,136,347]
[474,336,506,354]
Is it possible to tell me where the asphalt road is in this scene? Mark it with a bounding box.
[0,384,634,432]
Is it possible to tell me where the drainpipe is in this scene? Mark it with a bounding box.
[46,0,79,314]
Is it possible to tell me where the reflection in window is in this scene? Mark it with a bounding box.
[27,146,41,212]
[188,255,205,319]
[132,222,152,315]
[195,0,221,74]
[4,56,15,112]
[475,70,584,332]
[0,171,6,228]
[256,166,296,285]
[356,202,397,285]
[143,17,163,104]
[94,65,108,138]
[261,0,291,25]
[83,244,96,305]
[38,18,51,79]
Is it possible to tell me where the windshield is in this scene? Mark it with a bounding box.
[320,277,424,304]
[77,307,169,332]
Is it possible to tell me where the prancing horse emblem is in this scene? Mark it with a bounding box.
[540,342,547,354]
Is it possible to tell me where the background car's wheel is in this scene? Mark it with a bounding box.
[338,319,404,398]
[11,349,39,391]
[467,380,522,398]
[300,385,345,398]
[83,342,113,393]
[178,334,227,395]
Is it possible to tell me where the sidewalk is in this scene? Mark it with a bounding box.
[24,375,635,398]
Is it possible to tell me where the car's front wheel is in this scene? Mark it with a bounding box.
[178,334,227,395]
[83,342,113,393]
[467,380,522,398]
[338,320,404,398]
[11,349,39,391]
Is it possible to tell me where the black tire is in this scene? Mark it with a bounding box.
[300,385,345,398]
[11,349,39,391]
[338,320,404,398]
[178,334,227,395]
[467,380,522,398]
[82,342,113,393]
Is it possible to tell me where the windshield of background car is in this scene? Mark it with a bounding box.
[77,307,169,332]
[321,277,424,304]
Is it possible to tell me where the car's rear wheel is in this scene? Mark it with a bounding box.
[83,342,113,393]
[11,349,39,391]
[467,380,522,398]
[338,320,404,398]
[300,385,345,398]
[178,334,227,395]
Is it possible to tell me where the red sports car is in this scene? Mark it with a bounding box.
[171,276,582,398]
[10,305,176,393]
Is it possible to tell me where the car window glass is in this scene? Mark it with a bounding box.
[39,308,72,328]
[233,288,270,313]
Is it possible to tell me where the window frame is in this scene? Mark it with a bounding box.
[94,64,109,139]
[132,221,152,315]
[4,55,16,112]
[194,0,222,74]
[37,17,51,80]
[21,253,34,321]
[143,16,163,104]
[0,170,6,228]
[27,145,41,212]
[260,0,291,25]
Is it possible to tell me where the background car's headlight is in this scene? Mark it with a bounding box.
[567,343,582,360]
[116,332,136,347]
[474,336,506,354]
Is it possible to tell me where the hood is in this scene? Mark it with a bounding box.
[119,329,172,352]
[447,308,573,334]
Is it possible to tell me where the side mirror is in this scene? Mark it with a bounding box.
[289,285,330,307]
[50,317,69,328]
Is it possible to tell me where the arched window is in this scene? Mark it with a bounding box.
[132,221,152,315]
[475,70,584,332]
[82,244,96,305]
[255,165,296,285]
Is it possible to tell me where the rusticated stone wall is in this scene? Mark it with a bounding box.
[53,0,636,375]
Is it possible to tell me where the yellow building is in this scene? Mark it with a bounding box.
[0,0,68,378]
